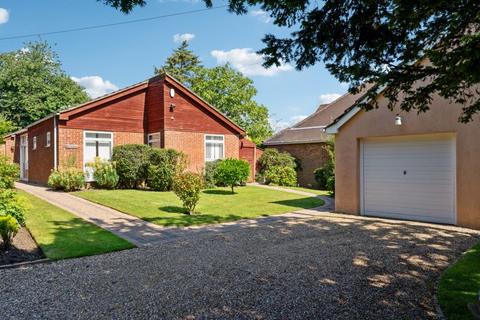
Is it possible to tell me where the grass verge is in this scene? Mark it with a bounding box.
[438,242,480,320]
[18,190,134,260]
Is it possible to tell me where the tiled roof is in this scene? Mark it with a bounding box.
[264,85,372,145]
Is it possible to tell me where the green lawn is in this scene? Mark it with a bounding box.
[438,242,480,320]
[18,190,134,260]
[74,186,324,227]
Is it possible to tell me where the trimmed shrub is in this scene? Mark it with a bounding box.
[146,148,186,191]
[0,189,27,226]
[173,172,204,215]
[48,167,85,192]
[214,158,250,193]
[203,160,222,188]
[314,140,335,195]
[257,148,296,182]
[86,157,119,189]
[0,215,19,249]
[264,165,297,186]
[112,144,151,189]
[0,156,19,189]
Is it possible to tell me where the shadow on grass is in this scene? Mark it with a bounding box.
[270,197,324,209]
[145,212,243,227]
[202,189,235,195]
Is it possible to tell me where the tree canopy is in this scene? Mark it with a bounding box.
[191,65,272,144]
[0,41,89,129]
[157,41,272,144]
[0,117,15,142]
[101,0,480,122]
[154,40,201,87]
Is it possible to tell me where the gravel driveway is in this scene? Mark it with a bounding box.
[1,213,479,320]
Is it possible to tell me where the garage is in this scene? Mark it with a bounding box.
[360,134,456,224]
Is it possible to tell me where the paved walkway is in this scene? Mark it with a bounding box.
[16,182,332,247]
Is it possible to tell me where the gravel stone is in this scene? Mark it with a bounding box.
[0,213,478,320]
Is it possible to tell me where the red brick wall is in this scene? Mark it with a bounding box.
[27,118,55,184]
[164,130,239,173]
[58,127,144,171]
[2,136,15,161]
[266,143,329,188]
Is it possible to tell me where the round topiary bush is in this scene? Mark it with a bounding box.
[214,158,250,193]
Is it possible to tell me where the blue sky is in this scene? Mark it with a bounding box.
[0,0,345,131]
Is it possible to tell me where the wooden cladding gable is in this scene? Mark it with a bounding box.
[163,80,243,136]
[62,89,147,132]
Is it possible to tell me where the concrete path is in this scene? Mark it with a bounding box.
[16,182,332,248]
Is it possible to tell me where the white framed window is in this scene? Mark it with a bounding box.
[83,131,113,181]
[46,132,51,147]
[205,134,224,161]
[32,136,37,150]
[147,133,161,148]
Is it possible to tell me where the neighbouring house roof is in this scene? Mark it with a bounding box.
[325,83,382,134]
[5,73,246,138]
[264,85,373,146]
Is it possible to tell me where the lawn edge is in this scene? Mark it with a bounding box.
[435,241,480,320]
[73,188,327,228]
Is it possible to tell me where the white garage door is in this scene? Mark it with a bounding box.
[361,134,456,224]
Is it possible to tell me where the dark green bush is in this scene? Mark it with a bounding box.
[0,156,19,189]
[314,141,335,195]
[214,158,250,193]
[146,148,186,191]
[0,215,19,249]
[257,148,296,182]
[0,189,27,226]
[203,160,222,188]
[112,144,151,189]
[48,167,85,192]
[264,165,297,186]
[86,157,119,189]
[172,172,204,215]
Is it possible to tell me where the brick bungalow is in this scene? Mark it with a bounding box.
[263,88,369,187]
[3,74,259,184]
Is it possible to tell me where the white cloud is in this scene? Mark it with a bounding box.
[269,114,307,133]
[211,48,293,77]
[173,33,195,43]
[318,93,342,104]
[0,8,9,24]
[71,76,119,99]
[251,9,271,23]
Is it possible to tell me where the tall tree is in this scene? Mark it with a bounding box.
[154,40,201,87]
[190,65,272,144]
[0,41,89,128]
[0,117,15,141]
[101,0,480,122]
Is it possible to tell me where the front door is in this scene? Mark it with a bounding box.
[19,134,28,181]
